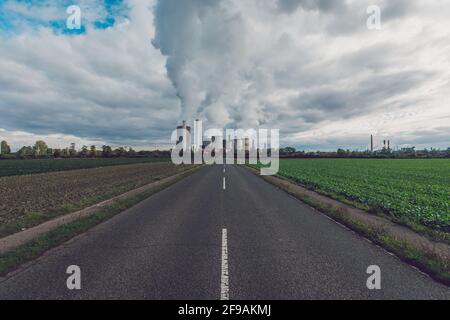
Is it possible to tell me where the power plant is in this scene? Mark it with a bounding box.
[370,134,391,153]
[175,120,255,152]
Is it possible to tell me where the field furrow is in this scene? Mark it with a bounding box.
[0,162,187,237]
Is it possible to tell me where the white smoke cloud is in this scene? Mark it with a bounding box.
[152,0,265,128]
[152,0,450,150]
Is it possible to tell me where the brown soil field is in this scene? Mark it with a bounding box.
[0,162,189,237]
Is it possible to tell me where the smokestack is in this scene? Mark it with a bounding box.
[194,119,202,151]
[388,140,390,150]
[383,140,386,149]
[370,135,374,152]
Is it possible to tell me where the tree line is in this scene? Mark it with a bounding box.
[0,140,170,159]
[279,147,450,159]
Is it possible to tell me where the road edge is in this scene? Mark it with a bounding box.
[0,165,202,276]
[244,165,450,286]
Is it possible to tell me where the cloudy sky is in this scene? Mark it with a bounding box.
[0,0,449,151]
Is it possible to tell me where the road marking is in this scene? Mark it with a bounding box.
[223,176,226,190]
[223,166,226,173]
[221,228,229,300]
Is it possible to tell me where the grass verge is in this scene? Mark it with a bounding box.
[289,181,450,244]
[0,167,198,277]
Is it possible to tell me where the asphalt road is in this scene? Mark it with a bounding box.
[0,165,449,299]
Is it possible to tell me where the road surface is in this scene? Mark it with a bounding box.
[0,165,448,299]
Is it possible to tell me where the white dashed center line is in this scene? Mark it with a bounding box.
[223,176,226,190]
[221,228,229,300]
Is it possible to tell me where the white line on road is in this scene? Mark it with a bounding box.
[223,176,226,190]
[221,228,229,300]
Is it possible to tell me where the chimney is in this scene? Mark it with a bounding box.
[194,119,202,151]
[370,135,374,152]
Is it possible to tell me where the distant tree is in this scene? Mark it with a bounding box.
[80,145,89,157]
[61,148,69,158]
[18,146,33,158]
[280,147,296,156]
[114,147,127,157]
[53,148,62,158]
[69,143,77,157]
[0,140,11,154]
[33,140,48,156]
[128,147,136,157]
[89,145,97,157]
[102,145,112,157]
[337,148,346,156]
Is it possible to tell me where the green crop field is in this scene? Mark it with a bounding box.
[0,158,167,177]
[273,159,450,232]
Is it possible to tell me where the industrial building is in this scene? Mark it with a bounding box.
[175,120,256,153]
[370,134,392,153]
